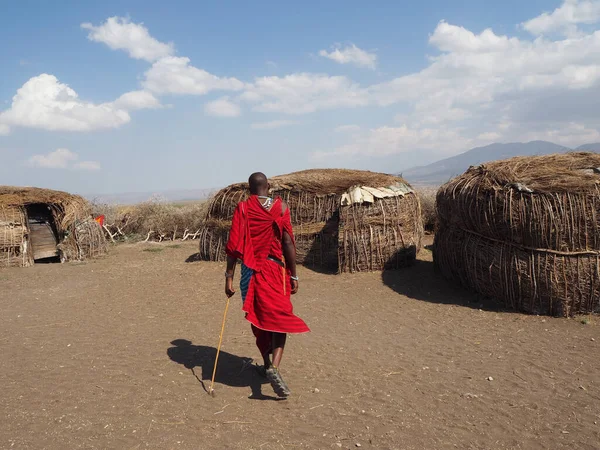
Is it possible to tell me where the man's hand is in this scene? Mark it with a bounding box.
[225,277,236,298]
[291,278,299,295]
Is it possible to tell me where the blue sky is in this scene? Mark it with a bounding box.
[2,0,600,196]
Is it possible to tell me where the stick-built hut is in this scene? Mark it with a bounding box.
[0,186,107,267]
[199,169,423,273]
[434,152,600,317]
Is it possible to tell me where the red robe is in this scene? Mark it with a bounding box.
[225,195,310,338]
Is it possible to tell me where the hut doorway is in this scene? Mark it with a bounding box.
[25,204,60,262]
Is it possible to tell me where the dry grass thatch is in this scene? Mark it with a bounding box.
[200,169,423,272]
[434,152,600,316]
[0,186,107,267]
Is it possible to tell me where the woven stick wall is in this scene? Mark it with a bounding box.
[339,193,423,272]
[434,152,600,316]
[0,205,32,267]
[200,169,420,272]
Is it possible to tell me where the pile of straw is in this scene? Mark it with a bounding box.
[200,169,423,272]
[434,152,600,316]
[0,186,107,267]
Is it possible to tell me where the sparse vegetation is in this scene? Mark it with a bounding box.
[92,196,208,243]
[579,315,593,325]
[416,186,438,234]
[142,247,164,253]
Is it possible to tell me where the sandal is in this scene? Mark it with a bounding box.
[266,366,291,398]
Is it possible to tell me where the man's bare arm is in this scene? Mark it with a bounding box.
[282,230,298,295]
[225,255,237,297]
[281,200,298,294]
[282,231,296,278]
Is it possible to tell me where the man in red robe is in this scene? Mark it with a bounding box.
[224,172,310,398]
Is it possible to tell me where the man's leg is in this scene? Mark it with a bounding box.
[251,325,272,369]
[266,332,291,397]
[271,332,286,368]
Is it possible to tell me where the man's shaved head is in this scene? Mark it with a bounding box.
[248,172,269,195]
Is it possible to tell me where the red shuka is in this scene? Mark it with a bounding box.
[225,195,310,334]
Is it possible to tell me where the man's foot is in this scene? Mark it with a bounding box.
[266,366,291,398]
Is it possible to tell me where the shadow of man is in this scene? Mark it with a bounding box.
[166,339,281,400]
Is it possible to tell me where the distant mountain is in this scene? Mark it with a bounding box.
[576,143,600,152]
[400,140,593,186]
[85,188,217,205]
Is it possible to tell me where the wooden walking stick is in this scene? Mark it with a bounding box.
[208,296,231,397]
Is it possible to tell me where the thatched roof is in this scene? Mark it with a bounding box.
[436,152,600,252]
[0,186,87,208]
[0,186,92,233]
[449,152,600,194]
[269,169,408,194]
[217,169,408,196]
[207,169,414,223]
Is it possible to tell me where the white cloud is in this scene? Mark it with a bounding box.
[28,148,100,170]
[7,5,600,160]
[319,44,377,69]
[204,97,241,117]
[72,160,101,171]
[143,56,245,95]
[514,122,600,147]
[311,13,600,160]
[522,0,600,37]
[0,74,159,134]
[81,17,174,62]
[29,148,77,168]
[112,90,162,110]
[314,125,473,160]
[82,17,245,98]
[476,132,502,142]
[251,120,299,130]
[334,124,361,133]
[241,73,368,114]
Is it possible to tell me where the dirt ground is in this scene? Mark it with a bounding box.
[1,237,599,450]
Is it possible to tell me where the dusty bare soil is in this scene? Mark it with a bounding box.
[1,237,599,450]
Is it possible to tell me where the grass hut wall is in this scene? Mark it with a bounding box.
[433,152,600,317]
[199,169,423,272]
[0,186,107,268]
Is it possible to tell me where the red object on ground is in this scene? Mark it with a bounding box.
[226,195,310,335]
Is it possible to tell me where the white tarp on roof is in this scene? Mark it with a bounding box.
[340,182,414,206]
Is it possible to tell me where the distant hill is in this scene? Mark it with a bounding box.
[400,140,599,186]
[576,143,600,152]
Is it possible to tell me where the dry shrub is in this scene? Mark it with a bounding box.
[415,186,437,233]
[92,196,208,242]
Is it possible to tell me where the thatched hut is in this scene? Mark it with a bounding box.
[0,186,107,267]
[199,169,423,272]
[434,152,600,317]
